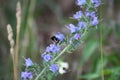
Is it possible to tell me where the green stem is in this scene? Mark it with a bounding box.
[35,68,46,80]
[52,44,71,62]
[100,23,104,80]
[100,3,104,80]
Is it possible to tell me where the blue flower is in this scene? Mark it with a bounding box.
[41,53,53,62]
[91,0,101,7]
[73,33,81,40]
[91,17,99,26]
[25,58,33,67]
[54,32,65,42]
[69,34,81,44]
[85,11,96,18]
[50,64,59,73]
[73,11,83,19]
[46,44,60,53]
[78,21,87,29]
[68,24,79,33]
[21,72,33,79]
[76,0,86,6]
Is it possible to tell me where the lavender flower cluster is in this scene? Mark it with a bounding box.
[41,32,65,73]
[21,0,101,79]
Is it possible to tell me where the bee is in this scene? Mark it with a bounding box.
[51,36,60,44]
[63,67,71,73]
[58,62,71,74]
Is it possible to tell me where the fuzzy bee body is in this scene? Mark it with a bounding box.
[51,36,60,44]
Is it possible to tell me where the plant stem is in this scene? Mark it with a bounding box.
[14,2,21,80]
[52,44,71,62]
[100,23,104,80]
[100,4,104,80]
[14,28,19,80]
[35,68,46,80]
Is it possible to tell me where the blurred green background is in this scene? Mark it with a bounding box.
[0,0,120,80]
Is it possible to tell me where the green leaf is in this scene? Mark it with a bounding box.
[80,73,99,79]
[79,39,98,67]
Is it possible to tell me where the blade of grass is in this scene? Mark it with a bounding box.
[100,4,104,80]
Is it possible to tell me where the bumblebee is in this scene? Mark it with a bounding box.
[51,36,60,44]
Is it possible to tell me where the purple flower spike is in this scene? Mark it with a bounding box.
[41,53,53,62]
[50,64,59,73]
[25,58,33,67]
[54,32,65,42]
[91,17,99,26]
[21,72,33,79]
[68,24,79,33]
[74,33,81,40]
[46,44,60,53]
[73,11,83,19]
[78,21,87,29]
[91,0,101,7]
[76,0,86,6]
